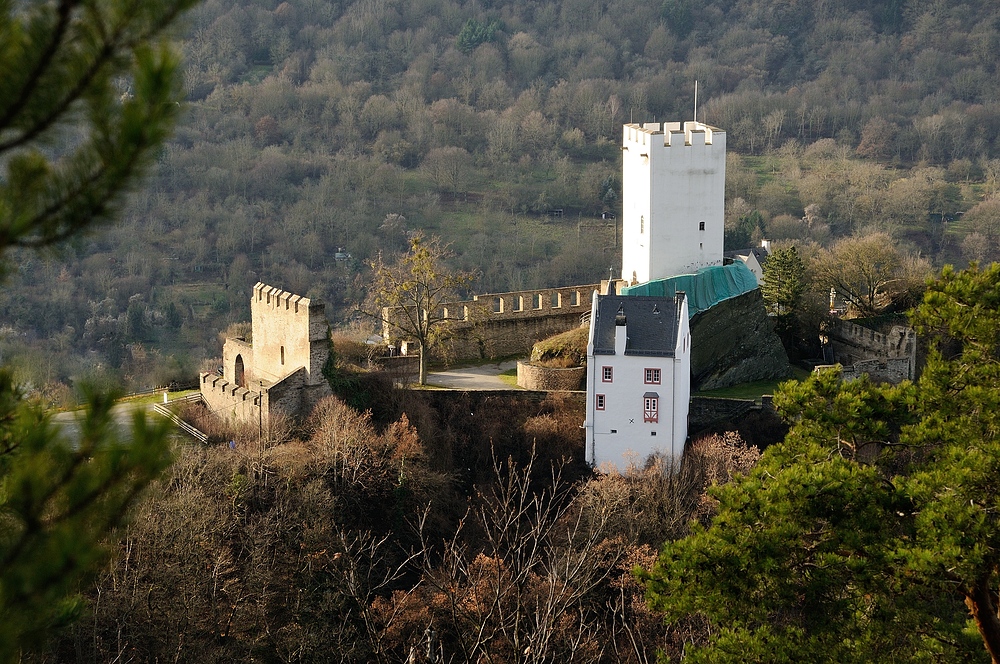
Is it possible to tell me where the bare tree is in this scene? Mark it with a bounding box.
[423,146,472,197]
[413,453,629,664]
[368,234,476,385]
[811,231,929,316]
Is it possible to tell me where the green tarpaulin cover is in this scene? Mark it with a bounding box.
[620,262,759,318]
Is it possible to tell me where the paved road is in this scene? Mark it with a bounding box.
[53,398,169,443]
[425,359,520,390]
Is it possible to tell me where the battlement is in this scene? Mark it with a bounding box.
[382,284,601,361]
[383,284,599,340]
[252,282,314,316]
[622,121,724,149]
[200,372,263,425]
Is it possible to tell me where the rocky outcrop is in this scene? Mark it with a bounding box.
[690,289,791,391]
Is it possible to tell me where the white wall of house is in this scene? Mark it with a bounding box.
[741,253,764,284]
[621,122,726,284]
[584,292,691,472]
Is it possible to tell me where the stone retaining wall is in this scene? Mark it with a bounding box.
[688,396,761,430]
[516,362,585,391]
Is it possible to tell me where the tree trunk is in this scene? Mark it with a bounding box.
[418,342,428,385]
[966,574,1000,664]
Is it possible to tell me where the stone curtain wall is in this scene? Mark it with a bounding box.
[384,284,600,361]
[201,373,262,425]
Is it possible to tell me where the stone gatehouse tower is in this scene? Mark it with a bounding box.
[621,121,726,284]
[200,283,331,426]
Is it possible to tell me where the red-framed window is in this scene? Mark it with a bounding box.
[644,368,661,384]
[595,394,606,410]
[602,366,613,382]
[643,394,659,423]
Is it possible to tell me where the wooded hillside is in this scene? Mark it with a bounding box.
[4,0,1000,395]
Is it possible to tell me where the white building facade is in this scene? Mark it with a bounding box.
[584,292,691,471]
[621,122,726,284]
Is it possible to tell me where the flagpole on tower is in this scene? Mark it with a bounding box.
[693,80,698,124]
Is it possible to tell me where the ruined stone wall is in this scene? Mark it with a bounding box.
[819,358,914,384]
[516,362,585,391]
[825,319,916,383]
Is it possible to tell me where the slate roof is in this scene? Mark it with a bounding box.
[747,246,769,264]
[724,246,770,264]
[591,294,685,357]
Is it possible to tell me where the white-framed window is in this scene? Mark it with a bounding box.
[643,393,659,423]
[699,221,705,231]
[596,394,606,410]
[644,368,661,384]
[602,366,613,382]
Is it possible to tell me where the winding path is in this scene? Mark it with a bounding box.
[424,359,520,390]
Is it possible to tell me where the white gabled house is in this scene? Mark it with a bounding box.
[724,239,771,286]
[584,291,691,471]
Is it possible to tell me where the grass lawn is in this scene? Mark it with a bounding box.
[498,367,519,387]
[693,367,809,399]
[118,389,201,406]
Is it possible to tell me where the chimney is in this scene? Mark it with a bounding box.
[614,302,627,354]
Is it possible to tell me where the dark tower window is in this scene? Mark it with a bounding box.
[235,355,246,387]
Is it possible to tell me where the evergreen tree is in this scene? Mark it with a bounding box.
[760,245,805,315]
[644,264,1000,663]
[0,0,196,658]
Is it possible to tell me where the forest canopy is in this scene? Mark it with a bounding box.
[3,0,1000,395]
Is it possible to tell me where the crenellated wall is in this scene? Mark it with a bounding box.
[249,282,329,386]
[201,373,263,425]
[383,284,600,361]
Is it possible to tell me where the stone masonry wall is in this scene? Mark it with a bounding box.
[516,362,585,391]
[825,318,916,383]
[385,284,599,362]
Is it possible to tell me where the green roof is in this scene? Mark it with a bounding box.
[620,262,759,318]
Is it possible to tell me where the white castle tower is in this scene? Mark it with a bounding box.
[621,121,726,284]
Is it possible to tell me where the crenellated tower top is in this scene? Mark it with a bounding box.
[621,121,726,284]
